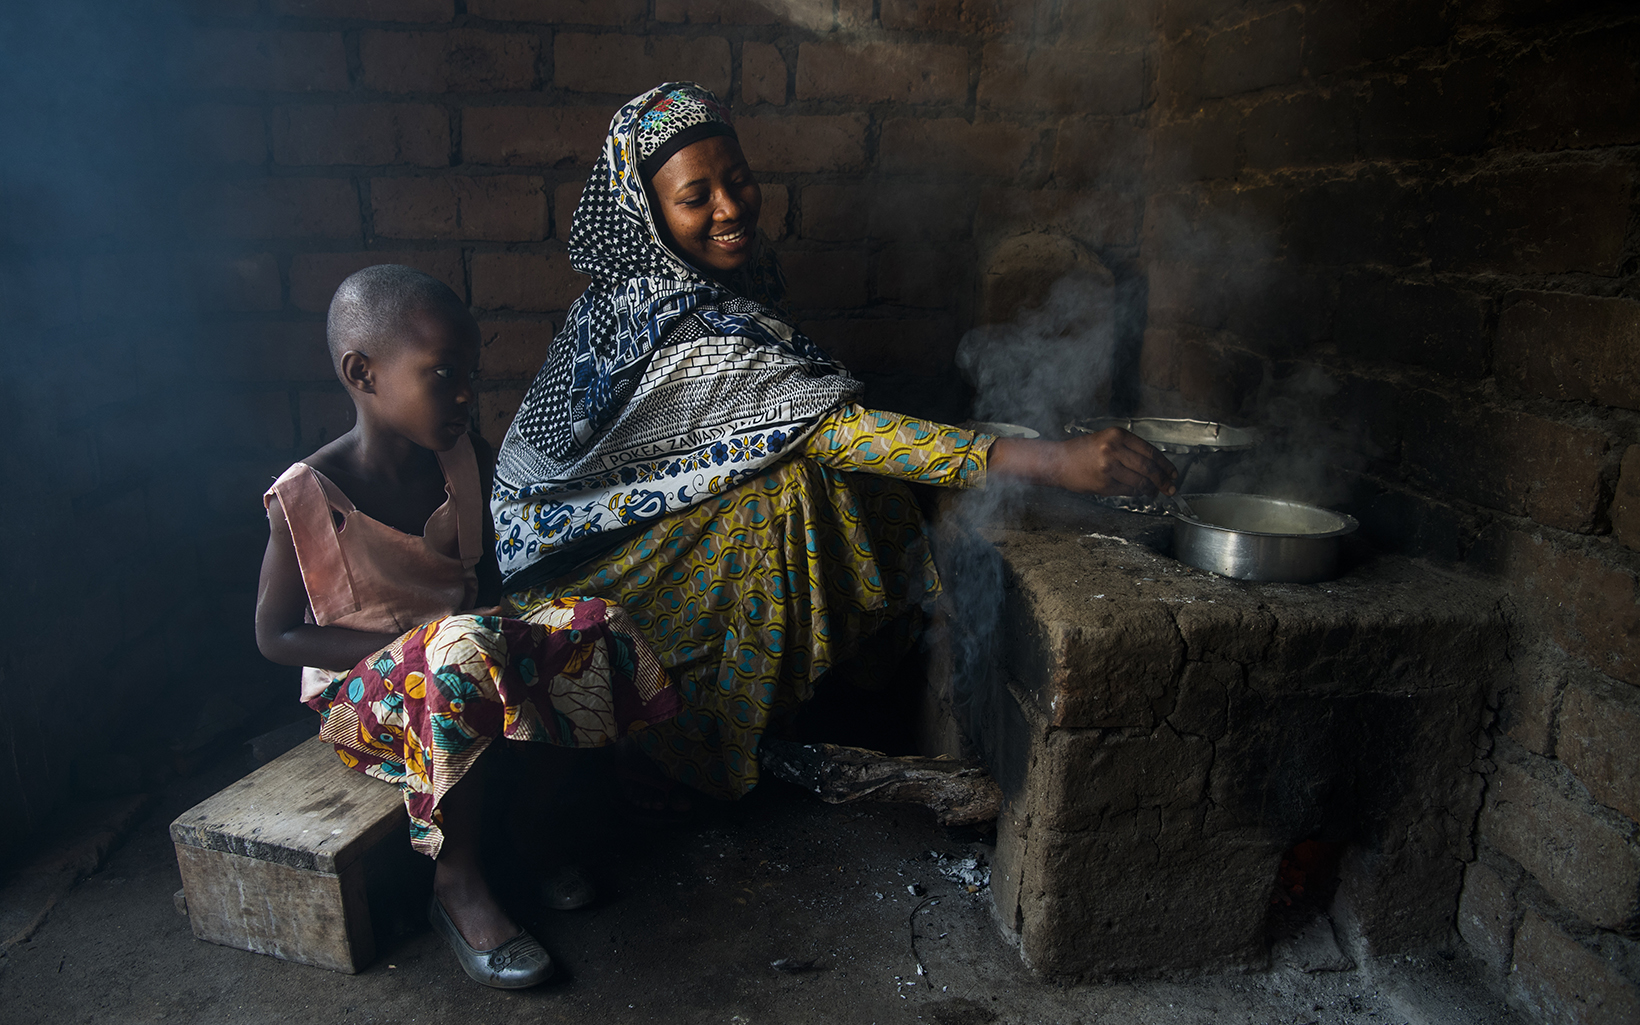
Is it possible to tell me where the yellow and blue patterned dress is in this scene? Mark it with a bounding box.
[510,405,993,799]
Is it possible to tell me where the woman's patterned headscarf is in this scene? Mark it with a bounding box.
[491,83,861,585]
[633,85,738,180]
[571,83,749,304]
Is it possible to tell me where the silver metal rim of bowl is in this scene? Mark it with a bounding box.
[1169,494,1359,584]
[1171,493,1359,539]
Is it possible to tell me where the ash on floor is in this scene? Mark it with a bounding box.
[0,749,1526,1025]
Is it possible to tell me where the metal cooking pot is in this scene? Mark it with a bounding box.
[1171,493,1359,583]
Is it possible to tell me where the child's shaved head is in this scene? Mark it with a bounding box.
[326,265,472,374]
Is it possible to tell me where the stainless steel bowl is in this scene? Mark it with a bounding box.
[1172,493,1359,583]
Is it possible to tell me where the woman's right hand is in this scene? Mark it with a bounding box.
[1054,428,1178,496]
[988,429,1178,498]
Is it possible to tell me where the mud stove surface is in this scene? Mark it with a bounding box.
[929,490,1505,979]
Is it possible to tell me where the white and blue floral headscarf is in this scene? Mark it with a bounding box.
[492,83,861,587]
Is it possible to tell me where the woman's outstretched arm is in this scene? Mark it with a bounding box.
[801,405,993,486]
[801,405,1176,497]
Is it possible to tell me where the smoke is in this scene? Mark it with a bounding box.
[928,495,1011,764]
[934,216,1143,756]
[748,0,1093,48]
[1215,364,1376,508]
[937,264,1125,763]
[752,0,836,34]
[955,271,1120,434]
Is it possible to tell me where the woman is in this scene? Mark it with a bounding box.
[493,83,1176,805]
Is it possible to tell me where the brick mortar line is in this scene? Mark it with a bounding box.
[1489,734,1640,842]
[448,102,464,171]
[172,93,1048,124]
[1345,464,1627,550]
[226,22,1126,48]
[1161,336,1640,438]
[202,298,972,319]
[168,85,1152,119]
[353,175,374,247]
[534,22,553,92]
[1454,517,1638,596]
[1150,151,1640,197]
[1145,262,1639,306]
[1147,351,1634,425]
[1150,351,1631,532]
[1509,870,1640,986]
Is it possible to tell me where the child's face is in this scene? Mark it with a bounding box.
[369,310,481,452]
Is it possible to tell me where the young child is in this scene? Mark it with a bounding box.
[255,265,679,989]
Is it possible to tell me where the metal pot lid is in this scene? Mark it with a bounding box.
[1173,493,1359,539]
[1065,417,1264,454]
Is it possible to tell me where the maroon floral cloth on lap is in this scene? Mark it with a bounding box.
[307,597,678,857]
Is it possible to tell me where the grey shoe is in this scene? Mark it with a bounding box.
[428,896,554,989]
[540,865,596,911]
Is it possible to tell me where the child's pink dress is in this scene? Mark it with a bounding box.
[266,436,679,858]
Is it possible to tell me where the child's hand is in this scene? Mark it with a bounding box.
[466,604,508,619]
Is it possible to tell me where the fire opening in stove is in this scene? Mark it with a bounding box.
[1266,838,1352,971]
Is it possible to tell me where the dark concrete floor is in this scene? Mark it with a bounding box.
[0,746,1530,1025]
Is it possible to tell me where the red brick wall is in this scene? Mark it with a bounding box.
[1,1,1151,853]
[170,0,1154,474]
[148,0,1153,805]
[1139,1,1640,1018]
[151,0,1160,473]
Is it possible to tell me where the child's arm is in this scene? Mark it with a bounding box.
[256,494,403,672]
[471,431,504,608]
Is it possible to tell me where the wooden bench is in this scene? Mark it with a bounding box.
[171,735,428,973]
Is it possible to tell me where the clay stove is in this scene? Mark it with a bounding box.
[924,487,1505,978]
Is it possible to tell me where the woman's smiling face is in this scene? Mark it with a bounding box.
[648,135,762,274]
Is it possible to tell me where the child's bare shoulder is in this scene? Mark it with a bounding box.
[267,435,352,524]
[297,433,359,483]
